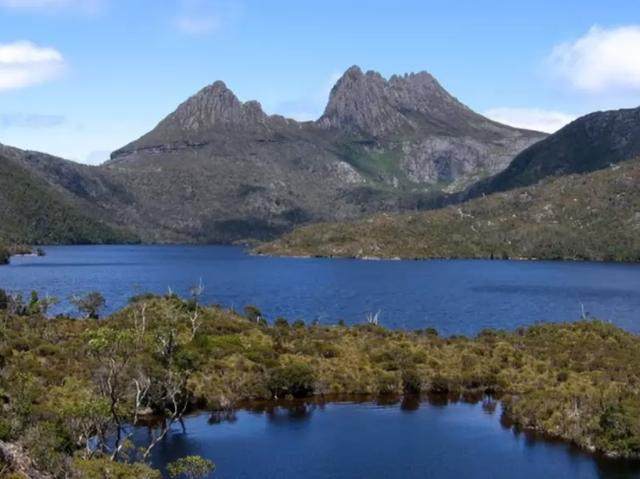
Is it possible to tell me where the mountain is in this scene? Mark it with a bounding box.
[256,158,640,262]
[0,144,135,245]
[258,107,640,261]
[464,106,640,198]
[317,66,544,187]
[105,66,544,242]
[105,80,382,242]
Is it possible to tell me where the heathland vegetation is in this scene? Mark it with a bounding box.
[1,292,640,477]
[0,150,135,247]
[257,160,640,261]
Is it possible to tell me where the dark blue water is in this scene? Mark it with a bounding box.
[136,399,640,479]
[5,245,640,477]
[1,245,640,335]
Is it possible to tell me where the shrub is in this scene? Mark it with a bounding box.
[167,455,215,479]
[267,361,316,398]
[244,305,266,325]
[70,292,106,319]
[0,288,8,310]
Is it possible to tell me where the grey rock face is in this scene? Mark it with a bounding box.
[318,66,476,136]
[316,66,546,188]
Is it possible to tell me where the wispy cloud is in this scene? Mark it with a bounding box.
[547,25,640,94]
[175,15,221,35]
[484,107,576,134]
[84,149,111,165]
[0,41,65,91]
[274,72,342,121]
[0,113,66,128]
[0,0,104,14]
[174,0,242,36]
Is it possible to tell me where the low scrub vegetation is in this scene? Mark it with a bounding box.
[1,293,639,477]
[257,160,640,262]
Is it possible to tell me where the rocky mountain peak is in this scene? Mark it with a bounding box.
[158,80,269,133]
[317,65,478,137]
[318,65,407,136]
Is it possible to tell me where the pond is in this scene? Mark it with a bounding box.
[135,398,640,479]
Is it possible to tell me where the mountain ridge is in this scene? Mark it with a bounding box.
[100,65,544,242]
[463,106,640,199]
[1,65,550,245]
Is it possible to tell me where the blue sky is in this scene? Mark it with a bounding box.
[0,0,639,164]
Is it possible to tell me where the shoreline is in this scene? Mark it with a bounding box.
[3,293,640,475]
[252,248,640,265]
[138,392,640,465]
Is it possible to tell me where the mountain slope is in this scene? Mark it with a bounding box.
[105,66,544,242]
[318,66,544,188]
[106,80,390,242]
[256,159,640,262]
[464,106,640,198]
[0,146,135,245]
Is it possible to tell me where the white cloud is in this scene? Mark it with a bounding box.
[547,25,640,93]
[484,107,576,134]
[0,41,65,91]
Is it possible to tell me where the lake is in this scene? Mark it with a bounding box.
[137,398,640,479]
[4,245,640,478]
[1,245,639,335]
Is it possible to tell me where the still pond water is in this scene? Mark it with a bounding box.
[137,398,640,479]
[2,245,640,478]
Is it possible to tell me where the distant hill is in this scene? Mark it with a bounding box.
[105,66,543,242]
[464,106,640,199]
[0,146,135,246]
[256,159,640,262]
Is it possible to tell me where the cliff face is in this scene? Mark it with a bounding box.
[316,66,545,188]
[103,66,543,242]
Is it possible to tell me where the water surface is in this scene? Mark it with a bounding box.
[136,399,640,479]
[2,245,640,334]
[5,245,640,477]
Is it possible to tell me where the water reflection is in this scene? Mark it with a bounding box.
[132,395,640,479]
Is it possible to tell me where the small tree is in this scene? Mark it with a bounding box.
[71,292,106,319]
[26,291,58,315]
[167,456,215,479]
[243,305,265,325]
[0,288,7,310]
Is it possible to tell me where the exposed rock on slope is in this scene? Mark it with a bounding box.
[257,159,640,262]
[106,66,544,242]
[107,81,383,242]
[318,66,543,187]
